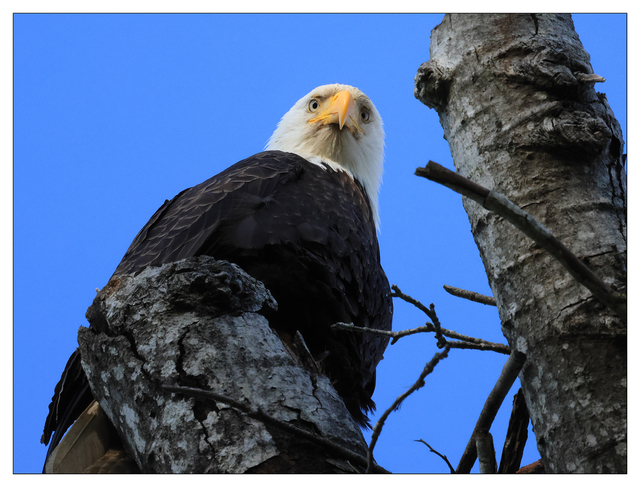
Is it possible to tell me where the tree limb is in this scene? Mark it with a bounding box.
[79,257,374,473]
[476,431,497,473]
[388,285,510,353]
[333,321,509,354]
[443,285,497,306]
[429,302,447,348]
[445,339,509,355]
[367,346,450,473]
[456,350,527,473]
[498,389,530,473]
[416,161,626,321]
[162,385,390,474]
[415,439,455,473]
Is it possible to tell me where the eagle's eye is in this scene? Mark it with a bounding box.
[308,99,320,112]
[361,110,370,122]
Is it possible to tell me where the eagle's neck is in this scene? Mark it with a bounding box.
[265,108,383,230]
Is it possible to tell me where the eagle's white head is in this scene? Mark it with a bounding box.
[266,84,385,227]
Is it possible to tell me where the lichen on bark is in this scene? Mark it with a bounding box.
[78,257,369,473]
[415,13,626,473]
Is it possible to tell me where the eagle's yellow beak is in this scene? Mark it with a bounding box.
[309,90,363,133]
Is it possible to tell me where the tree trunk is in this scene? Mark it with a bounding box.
[415,14,626,473]
[77,257,371,473]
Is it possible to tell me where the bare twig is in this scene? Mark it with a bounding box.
[446,340,509,355]
[388,285,510,353]
[456,350,527,473]
[162,385,390,474]
[429,303,447,348]
[332,322,431,343]
[367,346,451,473]
[332,322,509,354]
[443,285,497,306]
[416,161,626,321]
[415,439,455,473]
[391,284,433,317]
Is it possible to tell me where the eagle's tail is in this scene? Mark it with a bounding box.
[42,349,139,473]
[41,349,100,472]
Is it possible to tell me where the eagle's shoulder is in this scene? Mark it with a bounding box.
[113,151,370,276]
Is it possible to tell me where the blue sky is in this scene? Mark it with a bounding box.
[13,13,626,474]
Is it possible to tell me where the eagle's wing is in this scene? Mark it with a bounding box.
[43,149,391,467]
[114,151,300,276]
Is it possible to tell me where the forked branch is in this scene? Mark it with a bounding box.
[456,350,527,473]
[388,285,510,354]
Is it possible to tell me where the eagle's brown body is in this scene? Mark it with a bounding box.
[43,150,392,471]
[114,150,392,416]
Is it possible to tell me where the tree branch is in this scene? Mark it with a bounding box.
[476,431,497,473]
[388,285,510,353]
[332,322,509,355]
[416,161,626,321]
[162,385,390,474]
[429,302,447,348]
[390,284,433,316]
[79,257,375,473]
[443,285,497,306]
[367,346,450,473]
[415,439,455,473]
[456,350,527,473]
[498,388,530,473]
[446,339,509,355]
[332,321,433,344]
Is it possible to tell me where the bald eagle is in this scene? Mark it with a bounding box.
[42,84,393,471]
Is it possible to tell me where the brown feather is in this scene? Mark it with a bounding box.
[43,150,392,471]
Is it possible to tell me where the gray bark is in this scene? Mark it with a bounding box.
[415,14,626,473]
[78,256,370,473]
